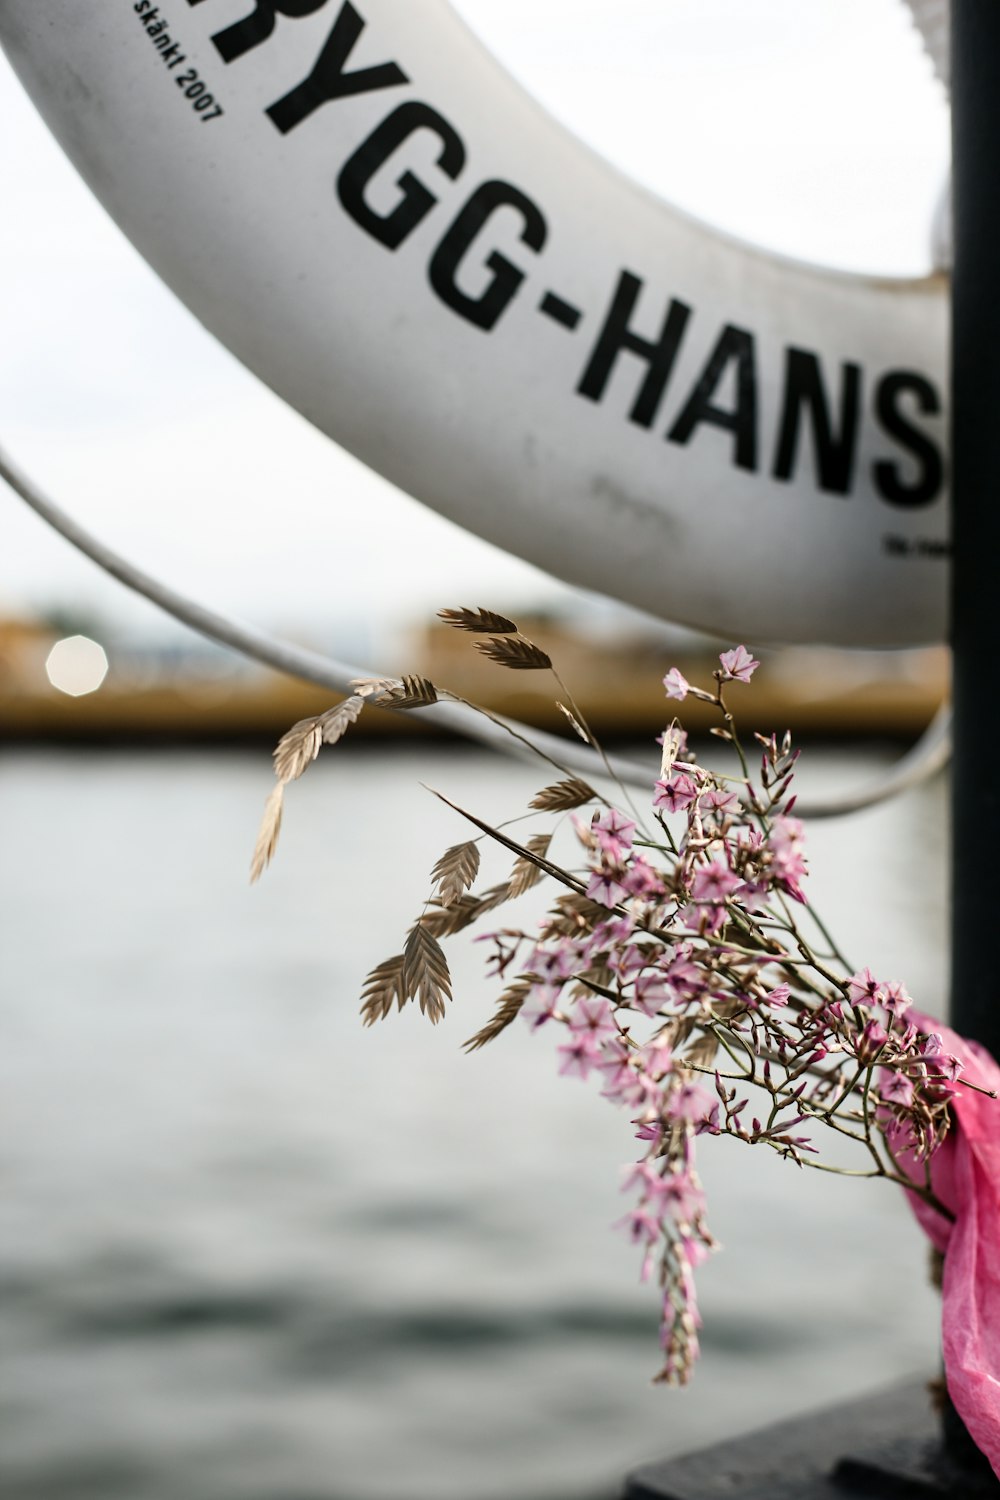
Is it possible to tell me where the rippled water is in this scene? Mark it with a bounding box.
[0,744,948,1499]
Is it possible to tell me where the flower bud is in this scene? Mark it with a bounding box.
[856,1019,889,1066]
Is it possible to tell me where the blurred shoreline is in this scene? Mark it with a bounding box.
[0,611,948,745]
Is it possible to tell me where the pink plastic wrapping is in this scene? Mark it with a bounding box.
[902,1013,1000,1476]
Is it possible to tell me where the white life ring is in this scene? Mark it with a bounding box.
[0,0,950,647]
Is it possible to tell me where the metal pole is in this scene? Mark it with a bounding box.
[948,3,1000,1479]
[951,3,1000,1058]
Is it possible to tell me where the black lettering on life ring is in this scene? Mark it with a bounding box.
[772,348,862,496]
[667,325,758,472]
[266,3,408,134]
[577,271,691,428]
[873,371,944,508]
[337,102,465,250]
[428,181,547,331]
[187,0,329,65]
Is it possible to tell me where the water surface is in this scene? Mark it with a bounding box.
[0,744,948,1499]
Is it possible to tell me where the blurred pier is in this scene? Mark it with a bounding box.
[0,611,948,744]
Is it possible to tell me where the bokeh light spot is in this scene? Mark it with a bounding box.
[45,635,109,697]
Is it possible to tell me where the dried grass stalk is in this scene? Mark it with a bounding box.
[349,677,437,710]
[421,880,513,938]
[421,893,487,938]
[556,701,590,743]
[426,789,586,901]
[540,891,608,936]
[684,1034,720,1071]
[403,923,452,1024]
[582,961,615,992]
[509,833,553,898]
[360,954,406,1026]
[250,783,285,883]
[661,1016,698,1050]
[438,606,518,634]
[381,675,438,709]
[431,841,481,907]
[477,880,513,913]
[273,719,323,784]
[272,696,364,783]
[318,694,365,743]
[529,778,596,812]
[258,696,365,883]
[473,636,552,671]
[350,676,399,699]
[463,979,531,1052]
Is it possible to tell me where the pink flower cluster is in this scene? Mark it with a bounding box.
[475,647,963,1384]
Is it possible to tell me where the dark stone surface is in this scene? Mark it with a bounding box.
[623,1380,1000,1498]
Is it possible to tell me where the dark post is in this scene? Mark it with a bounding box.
[951,2,1000,1052]
[945,0,1000,1479]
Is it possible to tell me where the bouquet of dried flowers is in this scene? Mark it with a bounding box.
[252,607,974,1388]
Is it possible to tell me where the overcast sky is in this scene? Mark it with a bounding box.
[0,0,948,646]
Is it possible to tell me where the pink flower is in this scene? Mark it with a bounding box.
[736,826,767,853]
[621,1160,651,1193]
[883,981,913,1019]
[856,1018,889,1065]
[598,1036,632,1072]
[735,879,769,914]
[770,817,808,896]
[663,667,690,701]
[640,1033,675,1079]
[667,948,705,999]
[597,1037,635,1095]
[679,1234,712,1270]
[623,1162,704,1222]
[847,967,886,1008]
[916,1040,964,1101]
[528,942,580,982]
[880,1070,915,1107]
[667,1080,715,1125]
[680,902,726,936]
[771,814,805,846]
[654,1169,705,1222]
[718,644,760,684]
[610,1066,661,1111]
[611,943,647,980]
[773,845,808,883]
[592,808,636,860]
[568,995,617,1042]
[587,870,629,909]
[690,860,741,903]
[622,857,665,899]
[702,787,739,816]
[633,970,672,1017]
[557,1032,604,1080]
[521,983,562,1030]
[653,773,698,814]
[614,1206,661,1247]
[589,916,636,955]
